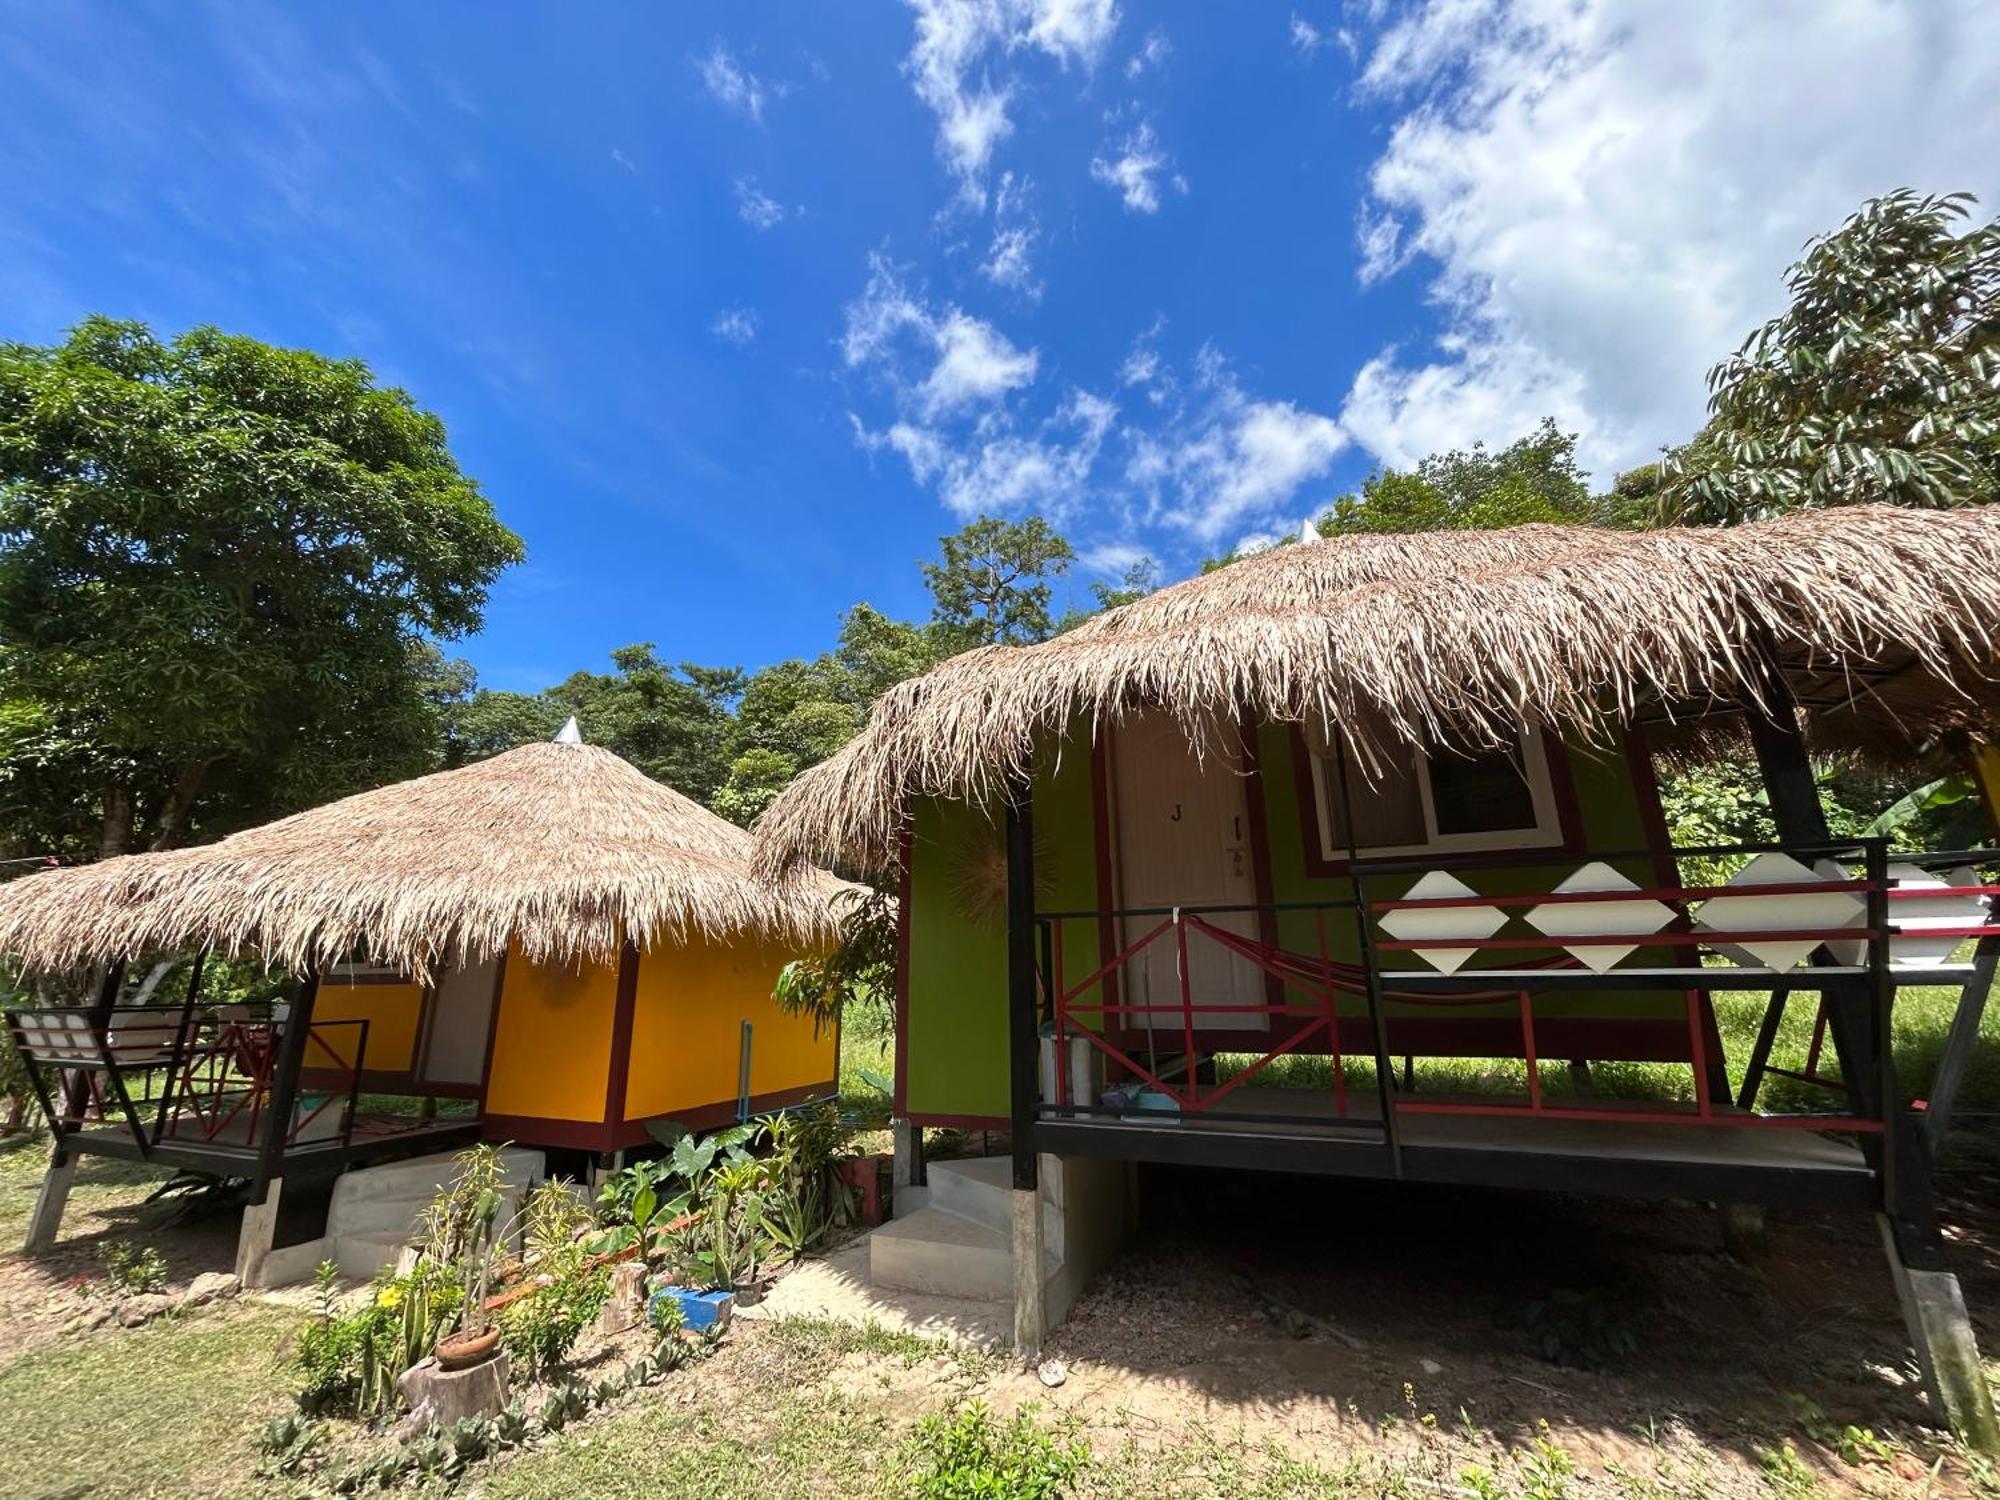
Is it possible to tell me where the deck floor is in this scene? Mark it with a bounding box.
[1172,1087,1868,1171]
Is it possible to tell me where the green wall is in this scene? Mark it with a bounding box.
[902,733,1102,1121]
[902,719,1678,1120]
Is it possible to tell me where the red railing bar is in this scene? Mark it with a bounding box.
[1519,992,1541,1110]
[1375,927,1882,950]
[1065,1025,1188,1110]
[1372,879,1879,910]
[1200,1017,1331,1110]
[1177,916,1198,1111]
[1058,918,1173,1006]
[1053,920,1071,1108]
[1685,992,1712,1118]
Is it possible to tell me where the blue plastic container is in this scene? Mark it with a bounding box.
[649,1284,736,1333]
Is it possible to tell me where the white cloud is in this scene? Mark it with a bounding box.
[982,225,1038,293]
[734,176,786,230]
[1130,348,1346,543]
[1290,14,1324,55]
[863,388,1116,518]
[842,254,1039,416]
[1342,0,2000,481]
[922,311,1040,413]
[903,0,1121,201]
[1090,121,1178,212]
[980,171,1042,296]
[700,42,766,122]
[711,307,758,344]
[1125,29,1170,78]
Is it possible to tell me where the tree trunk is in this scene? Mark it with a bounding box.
[148,759,217,852]
[98,783,134,860]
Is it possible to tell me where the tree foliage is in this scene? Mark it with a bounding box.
[0,318,521,859]
[1661,189,2000,524]
[921,513,1075,651]
[1319,418,1597,536]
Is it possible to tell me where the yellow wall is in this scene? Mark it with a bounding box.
[622,932,836,1122]
[484,948,619,1123]
[312,982,423,1074]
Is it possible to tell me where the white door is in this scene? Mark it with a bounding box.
[1112,713,1268,1033]
[419,955,502,1089]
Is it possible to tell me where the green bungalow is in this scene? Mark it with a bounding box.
[754,503,2000,1448]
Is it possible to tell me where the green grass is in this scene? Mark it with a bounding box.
[0,1301,298,1499]
[1214,980,2000,1114]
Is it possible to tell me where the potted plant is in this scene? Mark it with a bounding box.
[421,1146,509,1370]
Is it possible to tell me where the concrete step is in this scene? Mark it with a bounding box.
[324,1146,546,1280]
[332,1230,412,1282]
[925,1157,1064,1259]
[869,1207,1033,1302]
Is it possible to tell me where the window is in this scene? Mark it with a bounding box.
[1311,730,1563,861]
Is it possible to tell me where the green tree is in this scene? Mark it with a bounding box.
[539,646,743,805]
[1318,418,1596,536]
[922,514,1075,650]
[0,318,522,858]
[1660,189,2000,524]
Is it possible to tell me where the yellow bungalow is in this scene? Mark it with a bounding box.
[0,721,851,1280]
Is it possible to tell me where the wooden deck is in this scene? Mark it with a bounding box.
[1033,1085,1876,1209]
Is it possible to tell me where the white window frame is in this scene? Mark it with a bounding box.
[1309,729,1564,862]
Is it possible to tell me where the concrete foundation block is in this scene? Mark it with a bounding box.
[24,1152,75,1254]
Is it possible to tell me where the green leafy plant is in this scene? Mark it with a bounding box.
[1519,1423,1577,1500]
[774,886,898,1037]
[257,1414,325,1478]
[904,1401,1087,1499]
[1516,1286,1639,1369]
[98,1238,167,1295]
[1757,1440,1819,1498]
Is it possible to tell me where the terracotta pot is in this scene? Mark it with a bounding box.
[435,1324,501,1370]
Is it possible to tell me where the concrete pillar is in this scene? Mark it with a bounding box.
[1012,1186,1045,1359]
[235,1177,283,1288]
[891,1119,924,1190]
[1880,1217,2000,1452]
[24,1150,76,1253]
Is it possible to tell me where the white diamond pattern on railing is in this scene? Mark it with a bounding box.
[1816,860,1991,967]
[1378,871,1508,973]
[1692,852,1866,971]
[1523,861,1677,974]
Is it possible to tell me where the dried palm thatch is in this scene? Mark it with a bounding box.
[0,741,855,978]
[754,505,2000,880]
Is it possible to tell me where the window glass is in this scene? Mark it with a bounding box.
[1319,751,1424,850]
[1428,746,1538,835]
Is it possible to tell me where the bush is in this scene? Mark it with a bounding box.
[99,1239,167,1295]
[904,1401,1087,1499]
[501,1256,612,1379]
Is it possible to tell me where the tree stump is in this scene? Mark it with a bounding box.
[396,1351,510,1432]
[596,1261,647,1338]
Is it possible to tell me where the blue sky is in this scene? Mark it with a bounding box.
[4,2,1997,692]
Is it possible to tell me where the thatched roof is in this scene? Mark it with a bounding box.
[754,504,2000,879]
[0,741,855,977]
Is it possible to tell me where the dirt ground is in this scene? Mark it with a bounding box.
[8,1128,2000,1496]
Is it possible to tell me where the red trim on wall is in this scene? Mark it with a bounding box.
[482,1080,837,1153]
[893,821,913,1119]
[475,949,508,1111]
[1237,712,1285,1009]
[1291,724,1586,879]
[603,937,641,1128]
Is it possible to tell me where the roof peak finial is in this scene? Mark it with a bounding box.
[1298,515,1321,545]
[553,716,583,745]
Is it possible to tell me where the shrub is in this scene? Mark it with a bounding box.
[99,1239,167,1295]
[904,1401,1087,1499]
[500,1253,612,1378]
